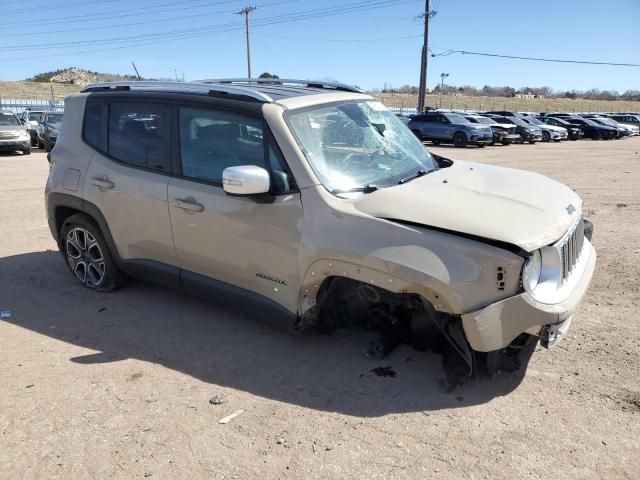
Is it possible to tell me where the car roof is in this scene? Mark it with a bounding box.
[80,78,365,105]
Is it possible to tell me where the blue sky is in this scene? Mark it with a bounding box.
[1,0,639,92]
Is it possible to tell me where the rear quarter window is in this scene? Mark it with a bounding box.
[83,102,103,149]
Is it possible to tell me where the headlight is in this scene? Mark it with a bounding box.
[522,250,542,292]
[522,245,568,303]
[18,130,30,140]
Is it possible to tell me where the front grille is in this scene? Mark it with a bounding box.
[559,217,585,282]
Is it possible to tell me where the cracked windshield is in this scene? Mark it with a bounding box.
[287,101,436,192]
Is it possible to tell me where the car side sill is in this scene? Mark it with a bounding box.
[180,270,297,327]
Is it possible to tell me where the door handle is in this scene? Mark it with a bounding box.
[173,198,204,213]
[91,176,114,190]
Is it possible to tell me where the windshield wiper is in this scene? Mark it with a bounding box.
[398,169,434,184]
[332,184,379,194]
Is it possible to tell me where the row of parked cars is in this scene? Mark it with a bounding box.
[0,108,64,155]
[401,110,640,148]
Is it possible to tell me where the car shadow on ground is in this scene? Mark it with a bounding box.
[0,251,536,417]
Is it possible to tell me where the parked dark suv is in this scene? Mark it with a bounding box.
[407,112,493,147]
[550,116,617,140]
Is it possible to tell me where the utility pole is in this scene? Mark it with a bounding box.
[417,0,436,113]
[236,6,257,78]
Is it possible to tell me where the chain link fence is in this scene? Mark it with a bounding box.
[0,98,64,114]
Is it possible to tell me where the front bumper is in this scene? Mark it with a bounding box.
[551,131,568,140]
[461,239,596,352]
[0,139,30,151]
[522,132,543,142]
[469,133,493,144]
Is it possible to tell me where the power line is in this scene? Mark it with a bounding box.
[253,33,421,42]
[431,49,640,67]
[1,0,299,50]
[4,0,413,61]
[2,0,411,52]
[5,0,120,15]
[0,0,294,37]
[0,0,231,27]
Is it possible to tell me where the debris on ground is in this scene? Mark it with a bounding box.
[219,409,245,424]
[98,307,106,312]
[370,366,397,377]
[209,394,228,405]
[616,203,628,207]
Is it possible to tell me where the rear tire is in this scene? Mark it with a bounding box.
[542,131,551,142]
[453,132,468,148]
[60,214,127,292]
[501,139,511,146]
[528,140,536,144]
[431,140,440,145]
[591,131,601,140]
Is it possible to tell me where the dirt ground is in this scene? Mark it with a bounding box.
[1,139,639,479]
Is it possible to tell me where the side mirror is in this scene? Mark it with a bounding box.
[222,165,270,196]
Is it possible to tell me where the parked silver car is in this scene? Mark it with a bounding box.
[0,110,31,155]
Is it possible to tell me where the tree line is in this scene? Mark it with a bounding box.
[375,83,640,101]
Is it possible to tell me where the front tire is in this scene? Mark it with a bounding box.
[22,148,31,155]
[501,139,511,145]
[453,132,468,148]
[60,214,126,291]
[542,131,551,142]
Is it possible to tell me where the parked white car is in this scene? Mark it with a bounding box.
[523,117,568,142]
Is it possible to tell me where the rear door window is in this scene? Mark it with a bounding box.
[107,102,169,172]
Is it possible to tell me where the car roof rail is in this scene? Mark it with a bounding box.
[80,81,273,102]
[198,78,363,93]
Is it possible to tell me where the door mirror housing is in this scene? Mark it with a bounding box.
[222,165,270,196]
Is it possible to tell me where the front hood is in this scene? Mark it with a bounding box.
[354,160,582,252]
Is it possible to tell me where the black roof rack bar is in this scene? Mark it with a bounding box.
[198,78,363,93]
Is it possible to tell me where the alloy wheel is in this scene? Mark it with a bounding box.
[65,227,106,288]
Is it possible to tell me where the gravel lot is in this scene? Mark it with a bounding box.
[1,139,639,479]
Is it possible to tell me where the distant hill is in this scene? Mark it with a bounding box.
[26,67,141,85]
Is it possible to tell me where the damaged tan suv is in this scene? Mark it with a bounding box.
[45,79,596,376]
